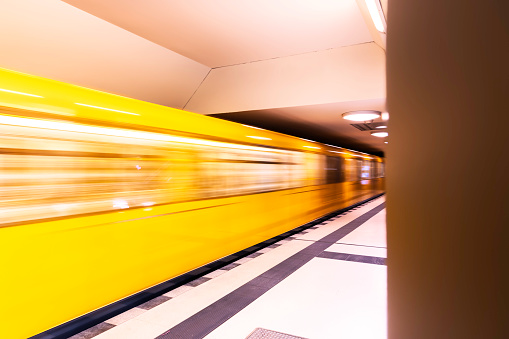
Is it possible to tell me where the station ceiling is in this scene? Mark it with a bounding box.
[1,0,388,156]
[63,0,375,68]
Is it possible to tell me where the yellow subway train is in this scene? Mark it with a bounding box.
[0,67,384,338]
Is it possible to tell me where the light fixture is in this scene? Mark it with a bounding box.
[376,125,387,129]
[0,88,43,98]
[342,110,381,122]
[242,124,264,130]
[384,141,388,144]
[365,0,386,32]
[303,146,320,149]
[371,131,388,137]
[75,103,139,116]
[247,136,271,140]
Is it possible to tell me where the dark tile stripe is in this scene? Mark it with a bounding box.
[317,251,386,265]
[156,201,385,339]
[184,276,211,287]
[267,243,282,248]
[221,262,241,271]
[136,295,172,310]
[67,323,115,339]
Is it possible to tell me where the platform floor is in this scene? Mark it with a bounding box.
[70,196,386,339]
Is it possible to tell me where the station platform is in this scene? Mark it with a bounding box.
[70,196,387,339]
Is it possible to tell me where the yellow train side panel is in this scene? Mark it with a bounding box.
[0,67,385,337]
[0,181,383,338]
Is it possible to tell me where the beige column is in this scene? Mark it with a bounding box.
[386,1,509,338]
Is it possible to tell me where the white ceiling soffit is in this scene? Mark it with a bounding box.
[0,0,210,109]
[186,43,385,114]
[63,0,374,68]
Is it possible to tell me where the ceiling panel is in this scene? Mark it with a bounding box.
[64,0,373,67]
[0,0,210,109]
[185,43,385,114]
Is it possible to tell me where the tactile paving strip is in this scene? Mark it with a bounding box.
[245,328,308,339]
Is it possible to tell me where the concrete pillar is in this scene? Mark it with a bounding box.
[386,1,509,338]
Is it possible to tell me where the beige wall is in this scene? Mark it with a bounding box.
[387,1,509,338]
[0,0,210,109]
[186,42,385,113]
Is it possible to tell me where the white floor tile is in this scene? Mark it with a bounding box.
[203,269,229,279]
[339,209,386,248]
[163,284,194,298]
[327,243,387,258]
[295,198,385,242]
[257,247,272,254]
[204,258,387,339]
[93,319,168,339]
[105,307,147,326]
[235,257,253,265]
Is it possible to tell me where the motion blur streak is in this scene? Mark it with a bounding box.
[0,67,384,338]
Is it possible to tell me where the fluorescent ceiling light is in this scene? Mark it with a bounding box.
[247,135,271,140]
[365,0,386,32]
[242,124,264,130]
[342,110,381,121]
[324,143,341,149]
[303,146,320,149]
[0,88,43,98]
[376,125,387,129]
[75,103,139,116]
[371,131,388,137]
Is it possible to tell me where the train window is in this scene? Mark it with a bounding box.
[361,160,371,179]
[288,152,306,187]
[301,152,324,186]
[345,158,362,182]
[1,116,330,225]
[379,162,385,177]
[345,159,353,181]
[196,148,298,196]
[325,156,343,184]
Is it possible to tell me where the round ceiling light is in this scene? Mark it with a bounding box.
[342,110,381,122]
[371,131,388,137]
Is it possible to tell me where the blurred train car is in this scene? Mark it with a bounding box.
[0,67,384,338]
